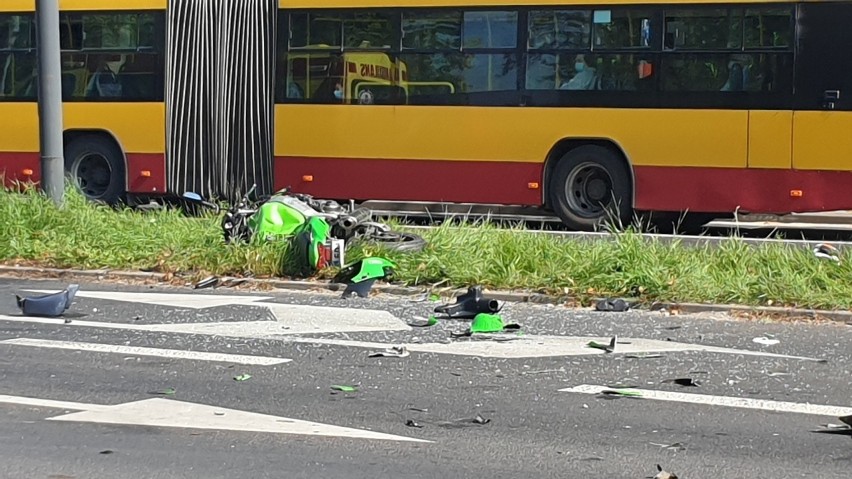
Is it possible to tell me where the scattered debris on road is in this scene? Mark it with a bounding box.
[595,298,630,312]
[753,336,780,346]
[193,276,219,289]
[335,257,397,298]
[330,385,358,393]
[233,374,252,381]
[650,442,686,452]
[625,353,665,359]
[368,346,410,358]
[662,378,701,387]
[15,284,79,318]
[149,387,176,396]
[407,315,439,328]
[587,336,618,353]
[405,419,423,428]
[598,389,643,398]
[433,285,501,319]
[653,464,679,479]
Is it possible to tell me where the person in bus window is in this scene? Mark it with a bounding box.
[333,81,344,101]
[560,54,598,90]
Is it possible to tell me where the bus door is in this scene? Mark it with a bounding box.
[792,3,852,171]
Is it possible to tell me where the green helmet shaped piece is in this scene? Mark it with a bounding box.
[334,257,397,284]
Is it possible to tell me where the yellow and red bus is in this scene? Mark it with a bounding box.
[1,0,165,202]
[3,0,852,231]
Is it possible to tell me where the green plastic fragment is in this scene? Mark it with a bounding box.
[233,374,252,382]
[429,294,441,302]
[427,315,439,326]
[152,387,175,396]
[331,385,357,393]
[470,313,504,334]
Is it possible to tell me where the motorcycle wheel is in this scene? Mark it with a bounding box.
[365,231,427,253]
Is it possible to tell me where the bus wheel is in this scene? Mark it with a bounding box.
[549,145,632,231]
[65,135,126,205]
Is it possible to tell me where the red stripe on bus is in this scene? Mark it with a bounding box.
[634,166,852,214]
[126,153,166,194]
[0,152,41,188]
[274,156,544,205]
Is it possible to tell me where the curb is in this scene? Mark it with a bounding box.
[1,265,850,325]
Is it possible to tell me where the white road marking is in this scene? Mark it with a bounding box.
[0,338,291,366]
[22,291,411,334]
[0,394,428,442]
[0,395,111,412]
[30,290,273,310]
[0,314,824,360]
[285,336,823,361]
[561,384,852,417]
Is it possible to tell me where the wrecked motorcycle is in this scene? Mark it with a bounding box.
[182,186,426,252]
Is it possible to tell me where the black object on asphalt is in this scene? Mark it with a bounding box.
[433,286,501,319]
[595,298,630,312]
[193,276,219,289]
[472,414,491,425]
[405,419,423,428]
[662,378,702,387]
[15,284,79,317]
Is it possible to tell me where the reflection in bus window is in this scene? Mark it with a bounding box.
[0,15,33,50]
[663,53,792,92]
[399,52,516,103]
[59,52,163,100]
[0,16,35,100]
[344,13,395,49]
[528,10,590,50]
[744,8,792,48]
[290,13,342,49]
[593,10,652,49]
[284,52,344,103]
[664,9,742,50]
[402,11,461,50]
[83,14,139,49]
[527,53,654,91]
[463,11,518,49]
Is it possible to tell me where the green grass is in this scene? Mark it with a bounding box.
[2,186,852,310]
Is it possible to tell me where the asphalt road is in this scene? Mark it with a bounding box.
[1,278,851,479]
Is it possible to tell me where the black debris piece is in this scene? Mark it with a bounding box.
[433,286,501,319]
[595,298,630,312]
[662,378,701,387]
[193,276,219,289]
[342,279,377,299]
[472,414,491,425]
[405,419,423,428]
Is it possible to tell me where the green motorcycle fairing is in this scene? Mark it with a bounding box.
[249,196,319,241]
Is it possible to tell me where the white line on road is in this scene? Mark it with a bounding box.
[0,394,110,412]
[0,338,291,366]
[561,384,852,417]
[0,394,429,442]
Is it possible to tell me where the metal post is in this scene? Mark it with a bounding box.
[36,0,64,205]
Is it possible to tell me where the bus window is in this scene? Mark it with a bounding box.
[593,9,653,49]
[290,13,342,49]
[527,53,654,91]
[463,11,518,49]
[0,15,33,50]
[528,10,590,50]
[662,53,792,93]
[744,8,793,49]
[664,9,742,50]
[401,11,461,50]
[83,14,139,50]
[343,12,395,50]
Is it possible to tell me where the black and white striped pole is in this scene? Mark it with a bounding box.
[36,0,65,206]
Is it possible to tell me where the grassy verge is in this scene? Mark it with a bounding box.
[2,187,851,310]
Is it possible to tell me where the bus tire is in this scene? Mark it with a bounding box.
[65,135,126,205]
[549,145,632,231]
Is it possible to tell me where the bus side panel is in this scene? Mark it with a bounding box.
[0,103,40,187]
[633,166,852,214]
[274,105,747,206]
[64,103,166,194]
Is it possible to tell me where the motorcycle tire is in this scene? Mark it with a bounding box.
[366,231,427,253]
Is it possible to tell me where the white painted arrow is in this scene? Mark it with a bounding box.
[26,290,411,334]
[0,394,429,443]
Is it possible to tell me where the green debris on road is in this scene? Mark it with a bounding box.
[233,374,252,382]
[331,385,357,393]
